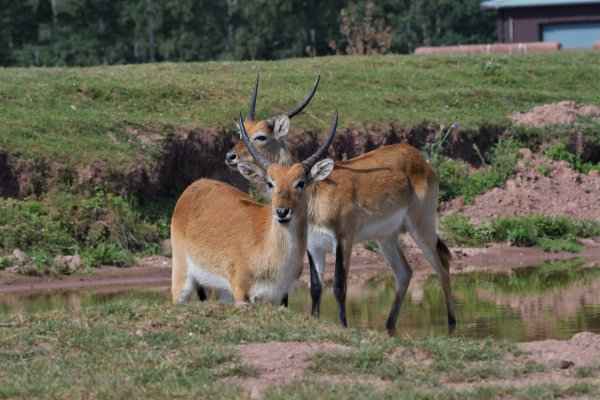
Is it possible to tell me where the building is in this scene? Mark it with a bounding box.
[481,0,600,48]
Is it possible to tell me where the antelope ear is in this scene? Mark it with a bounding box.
[272,115,290,140]
[237,161,265,183]
[309,158,334,182]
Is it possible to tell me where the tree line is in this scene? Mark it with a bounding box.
[0,0,496,67]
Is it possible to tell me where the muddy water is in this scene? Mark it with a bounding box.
[2,266,600,342]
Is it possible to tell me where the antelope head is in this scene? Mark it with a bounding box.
[236,111,337,224]
[225,74,320,169]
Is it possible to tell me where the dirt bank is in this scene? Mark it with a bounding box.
[0,123,509,200]
[443,150,600,222]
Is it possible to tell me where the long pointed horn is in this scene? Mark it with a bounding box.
[287,75,320,119]
[238,113,271,170]
[247,73,259,121]
[302,111,338,171]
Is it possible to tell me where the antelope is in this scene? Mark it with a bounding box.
[170,111,338,306]
[226,78,456,335]
[225,74,320,171]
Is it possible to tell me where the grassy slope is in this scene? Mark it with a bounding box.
[2,297,599,399]
[1,52,600,166]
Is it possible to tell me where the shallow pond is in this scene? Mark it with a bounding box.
[2,261,600,342]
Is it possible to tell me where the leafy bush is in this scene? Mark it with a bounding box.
[545,143,600,174]
[442,214,600,252]
[0,190,161,271]
[434,138,520,203]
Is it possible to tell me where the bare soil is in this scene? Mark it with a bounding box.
[511,101,600,127]
[0,256,170,295]
[230,333,600,398]
[230,341,351,399]
[443,149,600,223]
[521,331,600,368]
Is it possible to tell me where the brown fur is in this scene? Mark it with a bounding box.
[171,162,311,304]
[227,130,456,331]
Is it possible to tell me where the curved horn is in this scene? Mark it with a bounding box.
[238,113,271,170]
[302,111,338,171]
[247,73,259,121]
[287,75,320,119]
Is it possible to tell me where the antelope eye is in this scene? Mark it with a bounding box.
[254,135,267,142]
[295,180,305,190]
[266,181,274,189]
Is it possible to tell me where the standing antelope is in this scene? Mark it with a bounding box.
[226,77,456,334]
[170,111,337,305]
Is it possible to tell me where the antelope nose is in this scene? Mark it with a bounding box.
[226,151,237,162]
[276,208,291,219]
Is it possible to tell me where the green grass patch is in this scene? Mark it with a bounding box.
[1,296,599,399]
[2,52,600,166]
[0,190,162,272]
[441,214,600,250]
[544,142,600,174]
[435,138,520,202]
[310,344,403,381]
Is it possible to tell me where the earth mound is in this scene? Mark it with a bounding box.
[511,101,600,127]
[443,149,600,223]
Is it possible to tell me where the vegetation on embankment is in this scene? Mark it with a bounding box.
[2,297,599,399]
[442,214,600,253]
[2,53,600,272]
[0,191,170,274]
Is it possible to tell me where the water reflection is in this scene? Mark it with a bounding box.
[289,263,600,342]
[2,264,600,342]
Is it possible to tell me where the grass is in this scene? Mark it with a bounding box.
[2,52,600,166]
[435,138,520,202]
[2,296,598,399]
[441,213,600,251]
[0,190,164,272]
[544,142,600,174]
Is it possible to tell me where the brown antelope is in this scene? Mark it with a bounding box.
[170,112,338,305]
[225,74,320,170]
[226,80,456,335]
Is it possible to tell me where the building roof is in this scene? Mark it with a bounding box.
[481,0,600,9]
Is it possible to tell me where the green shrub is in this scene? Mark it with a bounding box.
[545,142,600,174]
[82,243,135,268]
[436,158,470,201]
[442,214,600,252]
[433,138,520,203]
[0,257,10,270]
[0,190,161,271]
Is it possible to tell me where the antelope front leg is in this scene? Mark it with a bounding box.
[333,239,352,328]
[307,250,322,317]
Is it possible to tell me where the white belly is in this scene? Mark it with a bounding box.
[356,209,407,241]
[186,255,232,293]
